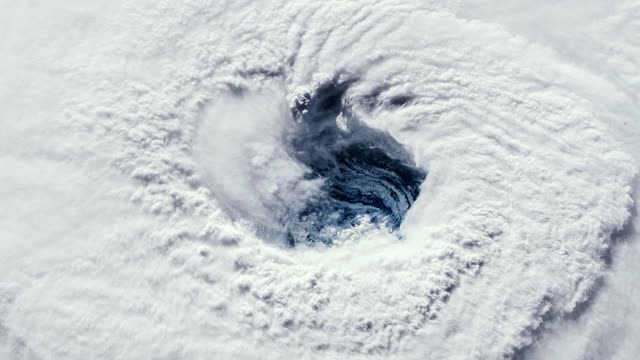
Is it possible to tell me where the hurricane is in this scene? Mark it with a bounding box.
[2,1,640,359]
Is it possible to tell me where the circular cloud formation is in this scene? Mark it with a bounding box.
[0,1,636,360]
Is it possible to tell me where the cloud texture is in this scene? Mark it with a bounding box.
[1,1,639,359]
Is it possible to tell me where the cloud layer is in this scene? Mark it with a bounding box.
[1,1,638,359]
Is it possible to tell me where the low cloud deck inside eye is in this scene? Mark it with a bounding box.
[287,80,426,245]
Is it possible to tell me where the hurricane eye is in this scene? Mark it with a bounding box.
[286,80,426,245]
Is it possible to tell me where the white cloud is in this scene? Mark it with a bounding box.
[1,1,638,359]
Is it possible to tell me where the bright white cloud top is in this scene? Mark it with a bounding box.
[1,1,639,359]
